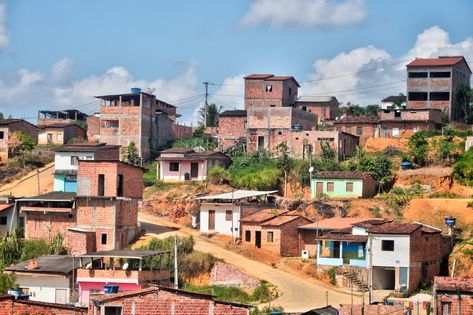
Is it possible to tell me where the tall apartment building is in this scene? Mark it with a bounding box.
[94,89,174,161]
[406,56,471,121]
[244,74,300,109]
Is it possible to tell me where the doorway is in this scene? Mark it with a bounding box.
[316,182,323,195]
[255,231,262,248]
[257,136,265,151]
[190,163,199,178]
[208,210,215,230]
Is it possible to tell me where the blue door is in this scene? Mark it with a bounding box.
[64,179,77,192]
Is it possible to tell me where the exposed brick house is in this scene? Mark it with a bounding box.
[406,56,471,122]
[38,109,88,127]
[86,113,100,142]
[433,276,473,315]
[217,110,247,150]
[88,287,251,315]
[379,108,442,137]
[0,119,38,162]
[295,96,340,122]
[157,148,231,181]
[339,304,405,315]
[95,89,174,161]
[69,160,144,254]
[0,295,86,315]
[244,74,299,109]
[333,116,379,145]
[172,123,193,139]
[38,123,87,145]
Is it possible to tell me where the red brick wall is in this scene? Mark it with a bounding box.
[0,296,86,315]
[296,98,339,120]
[173,124,193,139]
[247,107,317,130]
[24,211,75,240]
[244,78,298,109]
[437,293,473,315]
[86,116,100,142]
[68,229,96,255]
[278,217,312,256]
[218,116,247,150]
[334,122,377,145]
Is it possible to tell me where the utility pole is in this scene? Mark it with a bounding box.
[203,81,209,127]
[368,233,373,305]
[174,234,178,289]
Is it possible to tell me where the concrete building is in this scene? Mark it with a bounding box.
[87,287,251,315]
[296,96,340,122]
[333,116,379,145]
[0,119,38,162]
[381,95,406,110]
[157,148,231,182]
[379,108,442,137]
[95,89,174,161]
[86,113,101,142]
[0,197,15,234]
[217,110,247,150]
[433,276,473,315]
[406,56,471,122]
[37,110,88,127]
[4,255,80,304]
[53,143,120,192]
[38,123,87,145]
[310,171,377,198]
[244,74,299,109]
[197,190,277,238]
[77,250,171,306]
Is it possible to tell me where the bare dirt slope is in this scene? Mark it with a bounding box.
[0,163,54,197]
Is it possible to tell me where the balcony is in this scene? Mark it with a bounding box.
[77,268,169,284]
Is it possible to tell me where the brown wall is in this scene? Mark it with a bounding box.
[218,116,247,150]
[295,98,339,121]
[0,297,86,315]
[245,78,298,109]
[24,211,75,240]
[86,116,100,142]
[276,217,312,256]
[436,292,473,315]
[247,107,317,130]
[0,120,38,162]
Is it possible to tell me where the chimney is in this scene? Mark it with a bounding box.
[26,260,38,270]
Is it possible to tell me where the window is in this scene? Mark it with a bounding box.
[408,92,428,101]
[430,92,450,101]
[346,182,353,192]
[169,162,179,172]
[101,120,119,128]
[267,231,274,243]
[117,174,124,197]
[0,131,4,139]
[382,240,394,251]
[430,71,451,78]
[356,127,362,135]
[70,156,79,166]
[35,219,42,230]
[394,110,401,118]
[270,104,276,107]
[245,230,251,242]
[408,72,428,78]
[327,182,334,192]
[98,174,105,196]
[441,302,451,315]
[225,210,232,221]
[288,88,292,95]
[302,106,307,111]
[101,233,107,245]
[265,85,273,92]
[0,216,7,225]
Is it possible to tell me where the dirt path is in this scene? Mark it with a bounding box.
[0,163,54,197]
[139,213,360,312]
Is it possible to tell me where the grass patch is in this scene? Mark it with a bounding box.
[143,162,157,187]
[429,191,462,199]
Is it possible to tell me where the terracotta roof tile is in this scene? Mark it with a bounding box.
[241,209,288,223]
[333,116,379,124]
[313,171,374,180]
[0,204,14,212]
[434,276,473,292]
[299,217,383,230]
[262,215,311,227]
[406,56,466,67]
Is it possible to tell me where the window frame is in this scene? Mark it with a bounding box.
[381,240,395,251]
[0,131,4,140]
[265,85,273,92]
[408,92,428,101]
[169,162,180,172]
[408,72,428,78]
[0,216,7,225]
[101,233,107,245]
[267,231,274,243]
[430,71,451,78]
[327,182,334,192]
[356,126,363,135]
[225,210,232,221]
[429,92,450,101]
[245,230,251,242]
[346,182,353,192]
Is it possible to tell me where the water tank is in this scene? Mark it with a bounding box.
[104,284,119,294]
[400,161,412,170]
[131,87,141,94]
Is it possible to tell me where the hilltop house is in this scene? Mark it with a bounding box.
[0,119,38,162]
[157,148,231,181]
[38,123,87,145]
[53,143,120,192]
[37,109,88,127]
[311,171,377,198]
[295,96,340,122]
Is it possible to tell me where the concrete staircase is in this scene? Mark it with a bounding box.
[337,267,369,292]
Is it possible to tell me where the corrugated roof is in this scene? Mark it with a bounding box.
[79,250,166,259]
[434,276,473,292]
[0,203,14,212]
[19,191,76,202]
[313,171,374,180]
[382,95,406,103]
[160,148,196,154]
[406,56,466,68]
[55,143,121,152]
[0,119,21,125]
[299,217,382,230]
[220,110,247,117]
[333,116,379,124]
[241,209,288,223]
[196,190,278,201]
[5,255,79,275]
[262,215,309,226]
[297,96,336,103]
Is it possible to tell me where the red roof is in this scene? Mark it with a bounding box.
[244,74,300,86]
[299,217,383,230]
[244,74,274,79]
[434,276,473,292]
[262,215,311,227]
[0,204,14,212]
[406,56,466,67]
[241,209,288,224]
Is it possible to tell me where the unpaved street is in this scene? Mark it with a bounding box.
[139,214,360,312]
[0,163,54,197]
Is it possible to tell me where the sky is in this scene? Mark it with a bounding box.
[0,0,472,124]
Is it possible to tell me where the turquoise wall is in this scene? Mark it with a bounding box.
[310,178,363,198]
[54,174,66,192]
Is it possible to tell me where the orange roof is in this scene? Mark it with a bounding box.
[0,204,14,212]
[406,56,466,68]
[241,209,288,223]
[262,215,311,227]
[299,217,381,230]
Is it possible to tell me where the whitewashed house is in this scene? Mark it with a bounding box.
[5,255,79,304]
[196,190,277,238]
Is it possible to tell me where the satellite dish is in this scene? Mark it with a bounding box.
[193,146,205,153]
[122,263,129,270]
[85,263,92,269]
[309,166,314,173]
[146,87,156,94]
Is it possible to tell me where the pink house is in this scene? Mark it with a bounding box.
[157,148,231,181]
[77,250,171,306]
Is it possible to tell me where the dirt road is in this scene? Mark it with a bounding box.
[0,163,54,197]
[139,213,360,312]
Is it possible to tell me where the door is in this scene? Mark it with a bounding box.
[47,133,53,144]
[190,163,199,178]
[316,182,323,195]
[64,179,77,192]
[55,288,67,304]
[255,231,261,248]
[257,136,265,151]
[208,210,215,230]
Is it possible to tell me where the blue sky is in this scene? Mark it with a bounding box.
[0,0,472,123]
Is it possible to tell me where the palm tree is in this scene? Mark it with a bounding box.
[197,103,222,127]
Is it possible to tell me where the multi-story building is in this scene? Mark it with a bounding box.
[378,108,442,137]
[295,96,340,122]
[217,110,247,150]
[53,143,120,192]
[406,56,471,121]
[94,88,174,161]
[244,74,299,109]
[37,110,88,127]
[0,119,38,162]
[37,123,87,145]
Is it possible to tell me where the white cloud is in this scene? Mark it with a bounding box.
[211,74,245,111]
[0,0,8,49]
[301,26,473,106]
[241,0,366,29]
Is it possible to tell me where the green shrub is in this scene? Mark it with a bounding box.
[429,191,461,199]
[143,162,157,187]
[20,239,50,262]
[184,284,251,303]
[453,148,473,186]
[207,166,228,185]
[251,281,279,303]
[179,251,219,278]
[327,266,337,285]
[0,272,16,294]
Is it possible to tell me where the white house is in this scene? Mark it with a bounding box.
[5,255,79,304]
[54,143,120,192]
[196,190,277,238]
[381,95,406,110]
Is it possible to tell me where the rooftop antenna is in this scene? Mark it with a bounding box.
[146,87,156,95]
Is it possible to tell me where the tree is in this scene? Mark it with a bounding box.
[320,141,336,160]
[408,132,429,166]
[197,103,222,127]
[0,112,3,120]
[122,142,142,166]
[455,83,471,123]
[348,153,393,188]
[453,148,473,186]
[7,131,35,162]
[365,104,380,116]
[393,93,406,109]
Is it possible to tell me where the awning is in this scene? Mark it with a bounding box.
[196,190,278,201]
